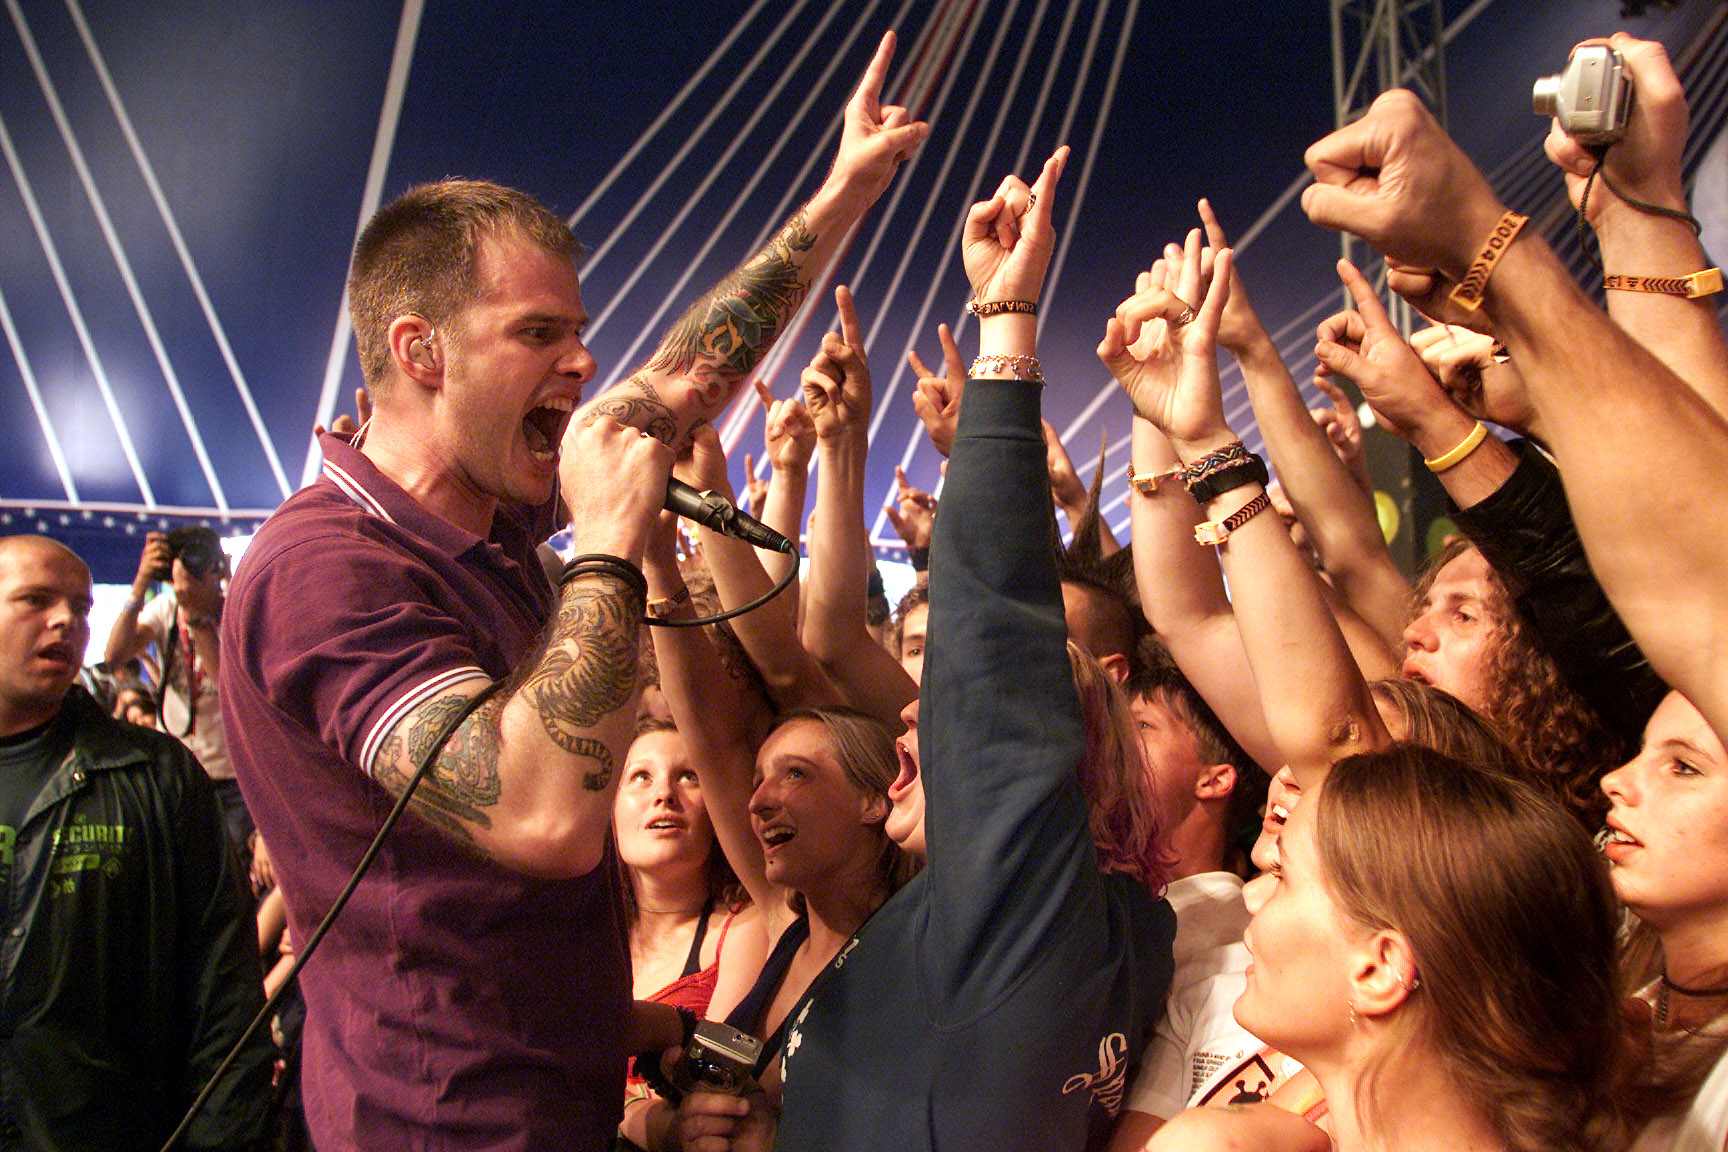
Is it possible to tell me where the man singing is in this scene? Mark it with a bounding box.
[220,34,923,1152]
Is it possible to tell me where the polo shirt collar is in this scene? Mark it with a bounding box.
[318,431,500,560]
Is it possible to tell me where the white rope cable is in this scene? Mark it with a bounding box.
[577,0,819,309]
[872,0,1083,522]
[872,0,1123,543]
[854,0,1022,454]
[0,281,78,501]
[304,0,424,485]
[588,0,861,392]
[565,0,776,233]
[6,0,227,510]
[0,111,153,504]
[733,0,970,445]
[61,0,292,501]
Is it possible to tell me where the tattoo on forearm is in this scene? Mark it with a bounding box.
[584,386,678,445]
[646,209,817,391]
[370,690,505,841]
[522,581,640,786]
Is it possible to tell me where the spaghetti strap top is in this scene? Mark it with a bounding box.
[679,897,715,979]
[724,914,810,1075]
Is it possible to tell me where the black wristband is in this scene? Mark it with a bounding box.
[1186,455,1269,505]
[560,554,648,603]
[907,546,930,572]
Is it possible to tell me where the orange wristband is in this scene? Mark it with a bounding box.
[1449,211,1528,312]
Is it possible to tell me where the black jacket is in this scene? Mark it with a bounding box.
[1450,438,1668,746]
[0,687,272,1151]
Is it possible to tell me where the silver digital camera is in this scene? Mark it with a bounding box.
[670,1020,763,1097]
[1533,42,1633,146]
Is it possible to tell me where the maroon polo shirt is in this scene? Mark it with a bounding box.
[220,432,630,1152]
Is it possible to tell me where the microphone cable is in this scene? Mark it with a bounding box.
[161,535,796,1148]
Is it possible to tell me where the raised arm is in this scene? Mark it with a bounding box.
[1192,202,1408,660]
[105,532,170,666]
[800,285,918,726]
[641,509,781,918]
[1301,87,1728,738]
[1126,408,1282,774]
[682,422,841,713]
[581,32,927,448]
[753,380,816,584]
[1100,241,1387,788]
[1545,33,1728,414]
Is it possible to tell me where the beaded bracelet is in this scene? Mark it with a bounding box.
[970,354,1044,383]
[560,553,648,603]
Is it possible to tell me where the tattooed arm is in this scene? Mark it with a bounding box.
[368,418,672,878]
[581,31,927,447]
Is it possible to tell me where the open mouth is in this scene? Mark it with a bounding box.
[1599,825,1641,852]
[758,825,796,850]
[36,642,77,667]
[523,398,575,462]
[889,742,919,801]
[1401,663,1430,686]
[646,817,685,832]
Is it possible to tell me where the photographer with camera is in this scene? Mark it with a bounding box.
[106,525,248,852]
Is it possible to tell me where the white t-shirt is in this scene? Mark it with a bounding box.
[1631,980,1728,1152]
[1122,871,1260,1118]
[139,591,232,781]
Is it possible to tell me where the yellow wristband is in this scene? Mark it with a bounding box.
[1424,421,1488,473]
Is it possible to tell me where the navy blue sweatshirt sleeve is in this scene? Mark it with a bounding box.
[919,378,1099,1009]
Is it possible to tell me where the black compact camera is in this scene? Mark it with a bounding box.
[1533,42,1633,146]
[156,527,228,582]
[670,1021,763,1097]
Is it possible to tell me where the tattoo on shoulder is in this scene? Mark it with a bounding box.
[369,688,504,841]
[521,581,640,788]
[645,208,817,389]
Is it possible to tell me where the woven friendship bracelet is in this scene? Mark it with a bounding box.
[970,354,1044,383]
[1603,268,1724,299]
[1194,490,1273,546]
[1448,211,1528,312]
[1179,441,1251,488]
[967,298,1038,318]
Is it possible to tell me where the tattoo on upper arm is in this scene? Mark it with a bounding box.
[521,580,640,789]
[646,209,817,394]
[369,688,504,842]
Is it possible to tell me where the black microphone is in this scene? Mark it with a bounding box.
[665,479,794,554]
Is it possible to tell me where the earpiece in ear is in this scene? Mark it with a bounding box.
[408,325,440,371]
